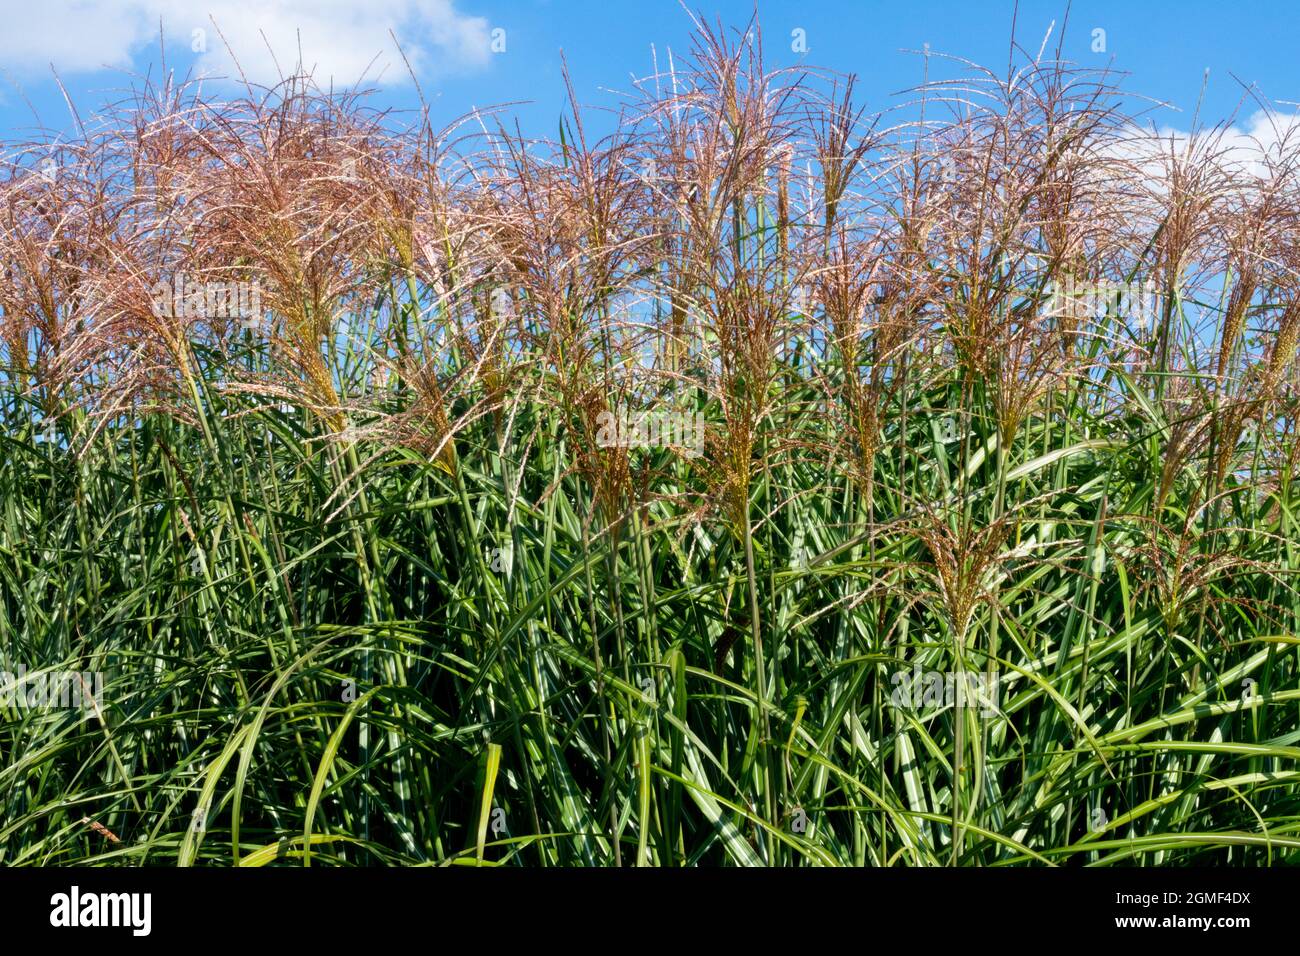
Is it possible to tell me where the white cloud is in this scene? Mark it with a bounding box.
[1106,110,1300,183]
[0,0,492,87]
[1163,110,1300,179]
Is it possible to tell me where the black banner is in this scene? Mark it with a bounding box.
[0,866,1285,944]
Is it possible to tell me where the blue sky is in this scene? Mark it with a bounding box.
[0,1,1295,142]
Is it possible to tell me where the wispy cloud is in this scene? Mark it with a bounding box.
[1158,110,1300,177]
[0,0,493,87]
[1109,110,1300,181]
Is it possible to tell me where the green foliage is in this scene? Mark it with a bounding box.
[2,22,1300,867]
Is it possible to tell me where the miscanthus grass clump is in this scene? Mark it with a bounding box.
[3,19,1300,866]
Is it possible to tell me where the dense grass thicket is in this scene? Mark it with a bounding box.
[4,21,1300,866]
